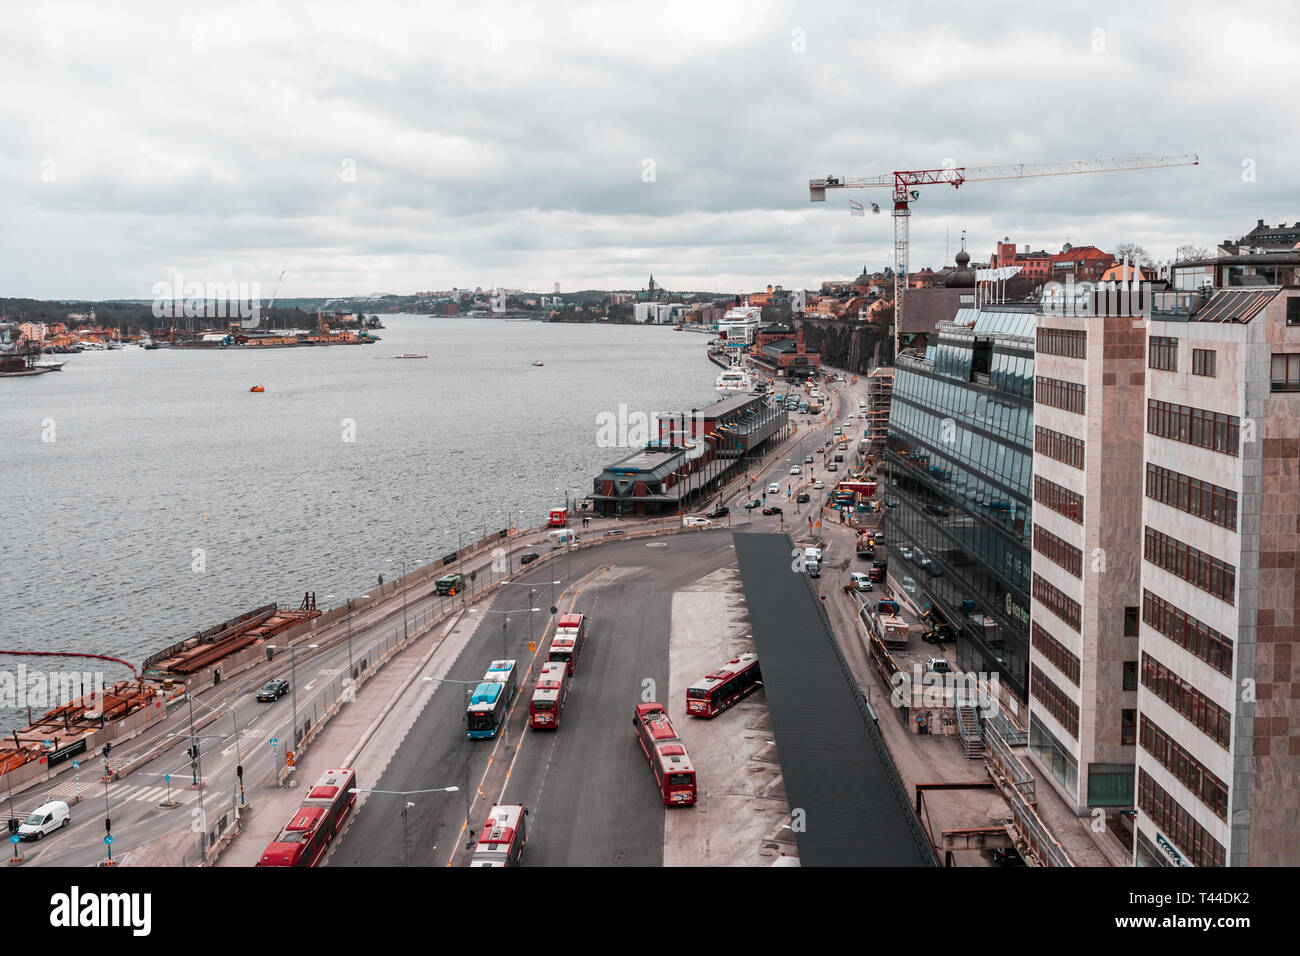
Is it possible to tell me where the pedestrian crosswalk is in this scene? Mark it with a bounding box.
[41,779,197,806]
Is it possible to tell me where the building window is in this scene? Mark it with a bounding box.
[1034,475,1083,523]
[1141,652,1232,748]
[1272,353,1300,392]
[1035,426,1085,469]
[1192,348,1216,377]
[1149,336,1178,371]
[1121,709,1137,746]
[1123,660,1138,691]
[1138,771,1227,868]
[1030,664,1080,739]
[1033,524,1083,577]
[1145,462,1238,531]
[1141,590,1234,676]
[1035,376,1086,414]
[1146,400,1240,457]
[1140,715,1229,821]
[1032,621,1080,684]
[1124,607,1140,637]
[1033,572,1082,632]
[1144,526,1236,605]
[1288,298,1300,326]
[1037,327,1087,359]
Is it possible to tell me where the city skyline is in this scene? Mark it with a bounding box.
[2,0,1295,300]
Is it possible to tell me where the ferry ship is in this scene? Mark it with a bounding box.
[715,361,753,393]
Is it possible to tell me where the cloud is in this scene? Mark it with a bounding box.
[0,0,1295,298]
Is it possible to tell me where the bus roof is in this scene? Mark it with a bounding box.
[686,653,759,692]
[539,661,565,679]
[655,743,695,774]
[486,659,516,675]
[556,613,584,629]
[304,767,354,800]
[637,704,679,742]
[470,682,503,707]
[550,634,576,649]
[283,806,327,834]
[478,804,525,844]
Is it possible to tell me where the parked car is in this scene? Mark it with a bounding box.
[706,505,730,519]
[848,572,873,591]
[520,551,541,564]
[18,801,70,841]
[744,499,762,510]
[257,679,290,702]
[898,546,914,561]
[796,492,811,503]
[762,505,783,516]
[827,463,838,472]
[813,480,825,489]
[926,657,953,674]
[987,846,1025,866]
[806,559,821,578]
[604,529,624,536]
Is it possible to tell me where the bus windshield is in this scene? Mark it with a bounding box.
[686,688,710,699]
[668,773,693,787]
[533,701,553,711]
[467,712,497,731]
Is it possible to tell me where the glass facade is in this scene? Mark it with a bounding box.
[885,310,1035,699]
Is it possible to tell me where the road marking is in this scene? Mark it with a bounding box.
[304,679,318,691]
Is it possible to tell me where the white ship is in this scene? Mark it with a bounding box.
[715,361,753,393]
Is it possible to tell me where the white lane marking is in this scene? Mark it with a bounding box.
[304,679,318,691]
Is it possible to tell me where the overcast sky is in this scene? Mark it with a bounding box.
[2,0,1296,300]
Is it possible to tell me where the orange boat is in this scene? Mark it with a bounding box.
[250,385,265,392]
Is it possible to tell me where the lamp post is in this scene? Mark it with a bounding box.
[352,785,458,867]
[267,642,319,757]
[385,557,411,642]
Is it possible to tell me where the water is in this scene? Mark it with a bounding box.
[0,316,717,727]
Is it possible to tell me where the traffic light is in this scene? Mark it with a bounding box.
[102,742,112,758]
[265,647,275,662]
[6,818,16,834]
[105,817,112,834]
[236,765,243,779]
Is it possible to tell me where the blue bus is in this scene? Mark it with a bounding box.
[466,659,518,739]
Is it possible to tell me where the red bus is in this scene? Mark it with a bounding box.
[259,767,357,867]
[548,613,588,675]
[529,661,570,730]
[685,653,762,718]
[470,804,528,867]
[632,703,697,806]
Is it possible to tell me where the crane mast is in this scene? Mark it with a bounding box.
[809,153,1198,361]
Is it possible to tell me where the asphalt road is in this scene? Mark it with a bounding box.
[329,530,741,866]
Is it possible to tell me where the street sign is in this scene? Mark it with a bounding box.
[10,835,18,845]
[269,737,279,748]
[104,835,114,846]
[164,774,171,784]
[72,761,80,770]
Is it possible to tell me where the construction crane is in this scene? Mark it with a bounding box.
[263,268,286,331]
[809,154,1199,360]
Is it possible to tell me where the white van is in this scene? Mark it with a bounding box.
[19,800,69,841]
[547,529,578,548]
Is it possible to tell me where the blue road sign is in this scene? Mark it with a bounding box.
[104,835,114,846]
[269,737,279,748]
[10,835,18,845]
[72,760,80,770]
[164,774,171,784]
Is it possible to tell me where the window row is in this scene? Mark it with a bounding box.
[1034,474,1083,523]
[1030,664,1080,739]
[1031,621,1080,685]
[1033,572,1081,632]
[1140,715,1229,821]
[1149,335,1178,371]
[1035,376,1086,414]
[1037,327,1087,359]
[1034,426,1085,470]
[1147,400,1239,457]
[1141,652,1231,749]
[1033,524,1082,577]
[1145,463,1238,531]
[1137,770,1226,868]
[1143,527,1236,605]
[1141,590,1234,677]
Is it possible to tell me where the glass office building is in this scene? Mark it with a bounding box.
[885,306,1035,699]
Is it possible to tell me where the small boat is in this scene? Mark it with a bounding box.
[395,354,427,359]
[249,385,265,392]
[531,361,544,367]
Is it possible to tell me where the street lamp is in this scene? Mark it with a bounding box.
[352,785,458,867]
[266,643,319,755]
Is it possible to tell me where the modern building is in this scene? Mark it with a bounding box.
[885,304,1036,700]
[589,394,788,517]
[1027,284,1147,813]
[1133,284,1300,867]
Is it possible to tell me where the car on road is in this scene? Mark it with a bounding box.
[926,563,945,578]
[926,657,953,674]
[706,505,730,519]
[768,482,780,494]
[604,529,624,536]
[898,546,914,561]
[987,846,1025,866]
[257,679,290,702]
[762,505,783,516]
[883,497,899,509]
[520,551,541,564]
[813,480,825,489]
[804,455,813,463]
[900,575,918,595]
[848,572,873,591]
[744,498,762,510]
[838,443,848,451]
[18,801,69,841]
[913,549,931,567]
[924,503,949,516]
[790,465,802,475]
[806,559,821,578]
[682,516,713,526]
[827,463,837,472]
[796,492,810,503]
